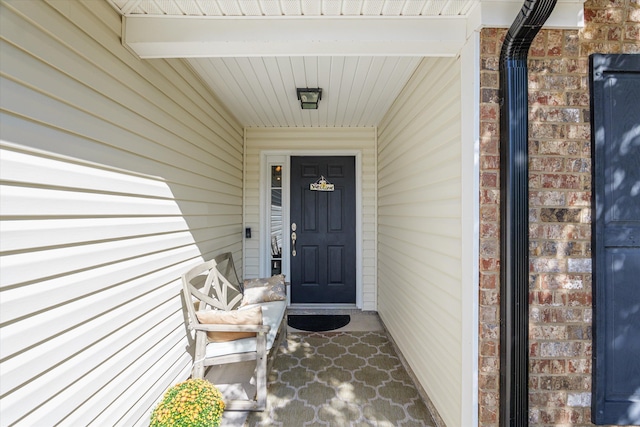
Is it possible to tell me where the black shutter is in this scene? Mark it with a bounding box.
[590,53,640,426]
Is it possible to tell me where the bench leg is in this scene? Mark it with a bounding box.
[283,313,288,349]
[255,331,267,410]
[192,332,207,379]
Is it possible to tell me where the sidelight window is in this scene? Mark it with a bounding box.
[270,165,283,275]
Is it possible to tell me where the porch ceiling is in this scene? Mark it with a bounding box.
[107,0,585,128]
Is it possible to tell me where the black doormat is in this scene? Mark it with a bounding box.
[287,315,351,332]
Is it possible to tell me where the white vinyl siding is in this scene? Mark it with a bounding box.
[244,128,377,310]
[377,56,464,427]
[0,1,243,425]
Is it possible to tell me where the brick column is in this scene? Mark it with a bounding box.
[526,26,593,424]
[478,1,639,426]
[479,27,504,427]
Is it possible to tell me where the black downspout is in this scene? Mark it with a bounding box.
[499,0,557,426]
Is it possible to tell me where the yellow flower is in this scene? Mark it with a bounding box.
[150,379,225,427]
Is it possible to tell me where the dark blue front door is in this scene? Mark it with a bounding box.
[289,156,356,304]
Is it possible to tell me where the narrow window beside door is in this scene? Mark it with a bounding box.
[270,165,283,275]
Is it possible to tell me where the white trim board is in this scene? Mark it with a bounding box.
[123,16,468,58]
[460,31,481,427]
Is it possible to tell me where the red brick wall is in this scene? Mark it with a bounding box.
[478,1,639,426]
[479,26,503,426]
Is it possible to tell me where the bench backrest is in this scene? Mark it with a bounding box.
[182,254,244,328]
[213,252,243,295]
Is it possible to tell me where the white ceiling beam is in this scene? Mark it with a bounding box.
[122,16,468,58]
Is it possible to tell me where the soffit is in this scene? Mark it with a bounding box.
[111,0,476,17]
[108,0,584,128]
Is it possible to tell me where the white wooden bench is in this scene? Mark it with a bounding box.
[181,252,287,411]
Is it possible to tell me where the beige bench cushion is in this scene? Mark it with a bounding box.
[196,306,263,342]
[204,301,286,359]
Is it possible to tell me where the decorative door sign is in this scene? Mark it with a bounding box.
[310,176,335,191]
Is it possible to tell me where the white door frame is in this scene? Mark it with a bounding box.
[260,150,363,309]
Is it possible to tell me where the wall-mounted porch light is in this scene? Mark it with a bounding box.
[296,88,322,109]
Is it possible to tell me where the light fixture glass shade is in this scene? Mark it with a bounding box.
[296,88,322,109]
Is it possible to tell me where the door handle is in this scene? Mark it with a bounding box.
[291,223,297,257]
[291,232,297,257]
